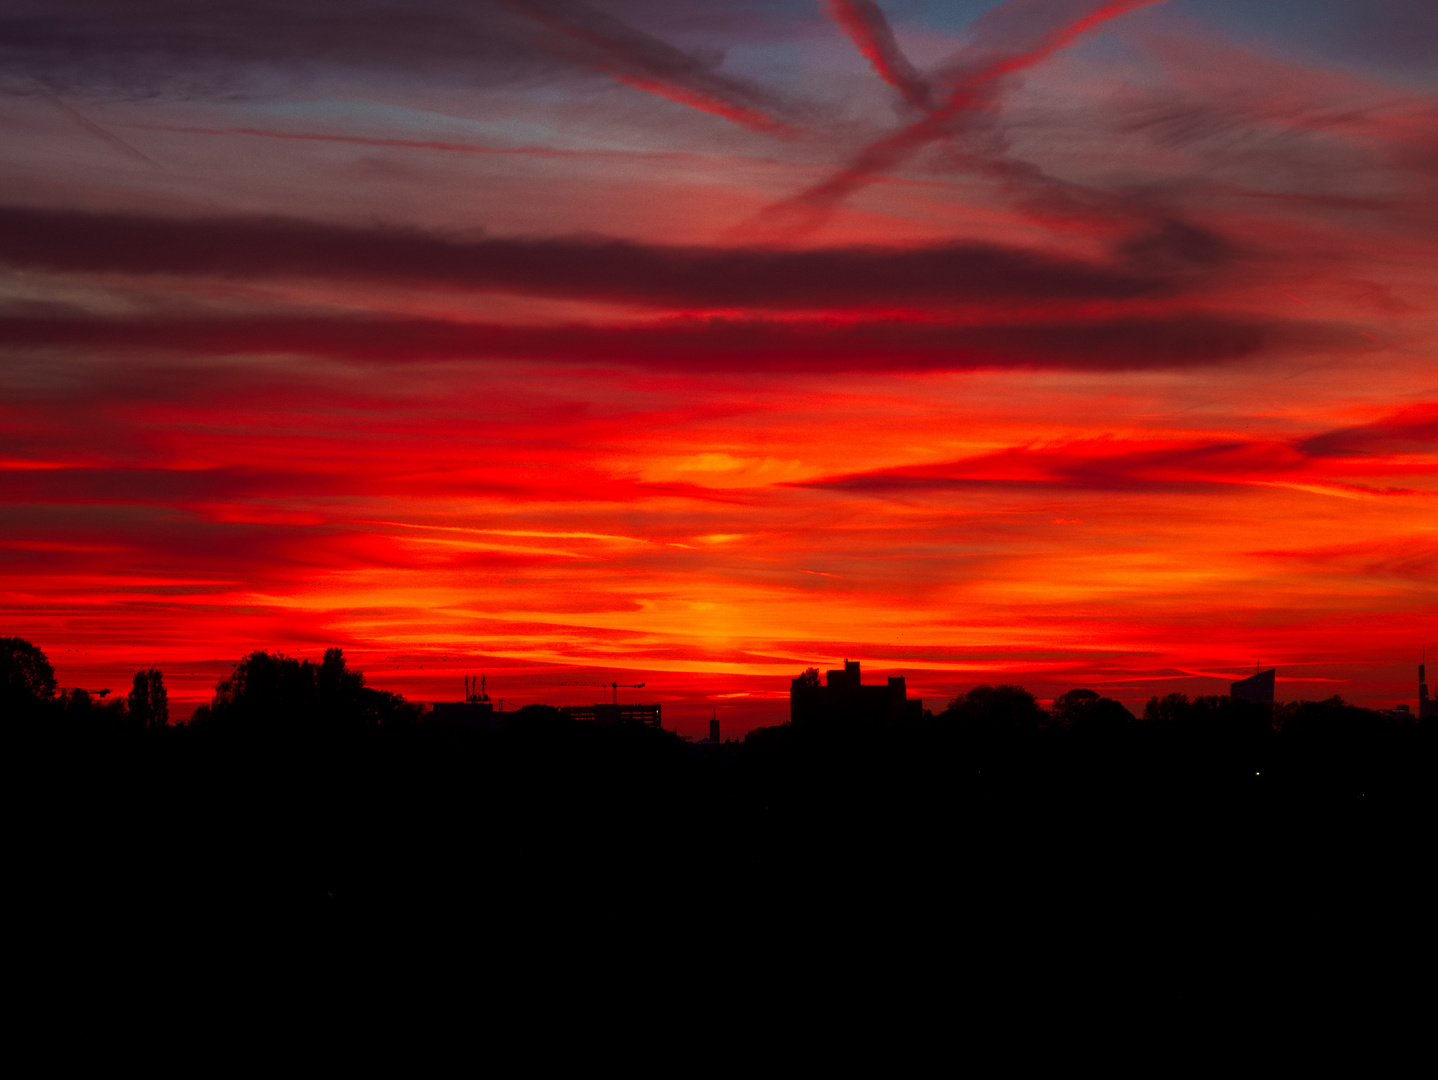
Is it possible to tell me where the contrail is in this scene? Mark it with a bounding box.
[756,0,1165,232]
[33,83,160,168]
[129,123,716,164]
[822,0,933,111]
[499,0,798,136]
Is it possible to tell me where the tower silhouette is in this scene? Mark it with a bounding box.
[1421,649,1432,720]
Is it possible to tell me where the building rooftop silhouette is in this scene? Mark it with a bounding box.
[791,660,922,730]
[1230,667,1275,706]
[429,674,498,730]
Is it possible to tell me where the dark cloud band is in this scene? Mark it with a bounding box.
[0,206,1167,310]
[0,310,1297,372]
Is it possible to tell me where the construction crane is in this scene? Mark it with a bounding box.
[59,687,111,698]
[548,680,646,705]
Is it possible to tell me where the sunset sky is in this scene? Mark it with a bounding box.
[2,0,1434,732]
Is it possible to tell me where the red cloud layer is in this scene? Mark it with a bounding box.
[2,1,1435,730]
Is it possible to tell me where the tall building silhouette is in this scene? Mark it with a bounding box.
[1230,667,1275,705]
[1421,653,1432,720]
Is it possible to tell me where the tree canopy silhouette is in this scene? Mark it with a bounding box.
[2,636,57,718]
[192,647,419,729]
[1052,687,1134,738]
[942,684,1045,737]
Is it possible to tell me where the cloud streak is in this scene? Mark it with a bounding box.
[822,1,932,111]
[0,310,1307,373]
[3,1,1434,724]
[498,0,798,134]
[0,206,1178,310]
[803,414,1438,495]
[0,0,551,94]
[766,0,1167,227]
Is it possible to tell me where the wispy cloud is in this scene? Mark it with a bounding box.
[498,0,799,134]
[3,0,1434,723]
[821,1,933,111]
[760,0,1167,229]
[802,412,1438,495]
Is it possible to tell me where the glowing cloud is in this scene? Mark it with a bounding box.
[0,0,1433,732]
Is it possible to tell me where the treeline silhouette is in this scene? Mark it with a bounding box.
[6,636,1430,952]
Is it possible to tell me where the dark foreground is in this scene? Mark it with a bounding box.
[17,702,1430,958]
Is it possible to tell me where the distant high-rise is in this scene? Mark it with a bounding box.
[1421,653,1432,720]
[1230,667,1275,706]
[709,711,720,744]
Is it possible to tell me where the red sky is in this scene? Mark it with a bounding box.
[2,1,1434,733]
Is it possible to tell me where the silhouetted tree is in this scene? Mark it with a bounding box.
[209,650,317,726]
[503,703,570,737]
[57,686,127,726]
[796,668,821,689]
[1276,695,1385,743]
[1139,691,1274,775]
[128,668,169,729]
[942,685,1045,751]
[1051,688,1099,725]
[317,647,364,719]
[1053,688,1133,738]
[316,648,419,725]
[2,636,57,717]
[363,688,421,725]
[1143,692,1193,727]
[201,647,418,729]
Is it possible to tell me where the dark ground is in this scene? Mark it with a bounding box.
[16,705,1429,951]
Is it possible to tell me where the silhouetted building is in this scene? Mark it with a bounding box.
[429,699,496,728]
[1420,656,1432,720]
[430,674,497,730]
[790,660,922,730]
[690,708,723,751]
[1230,667,1275,706]
[560,703,661,728]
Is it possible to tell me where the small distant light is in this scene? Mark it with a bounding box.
[1255,772,1260,776]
